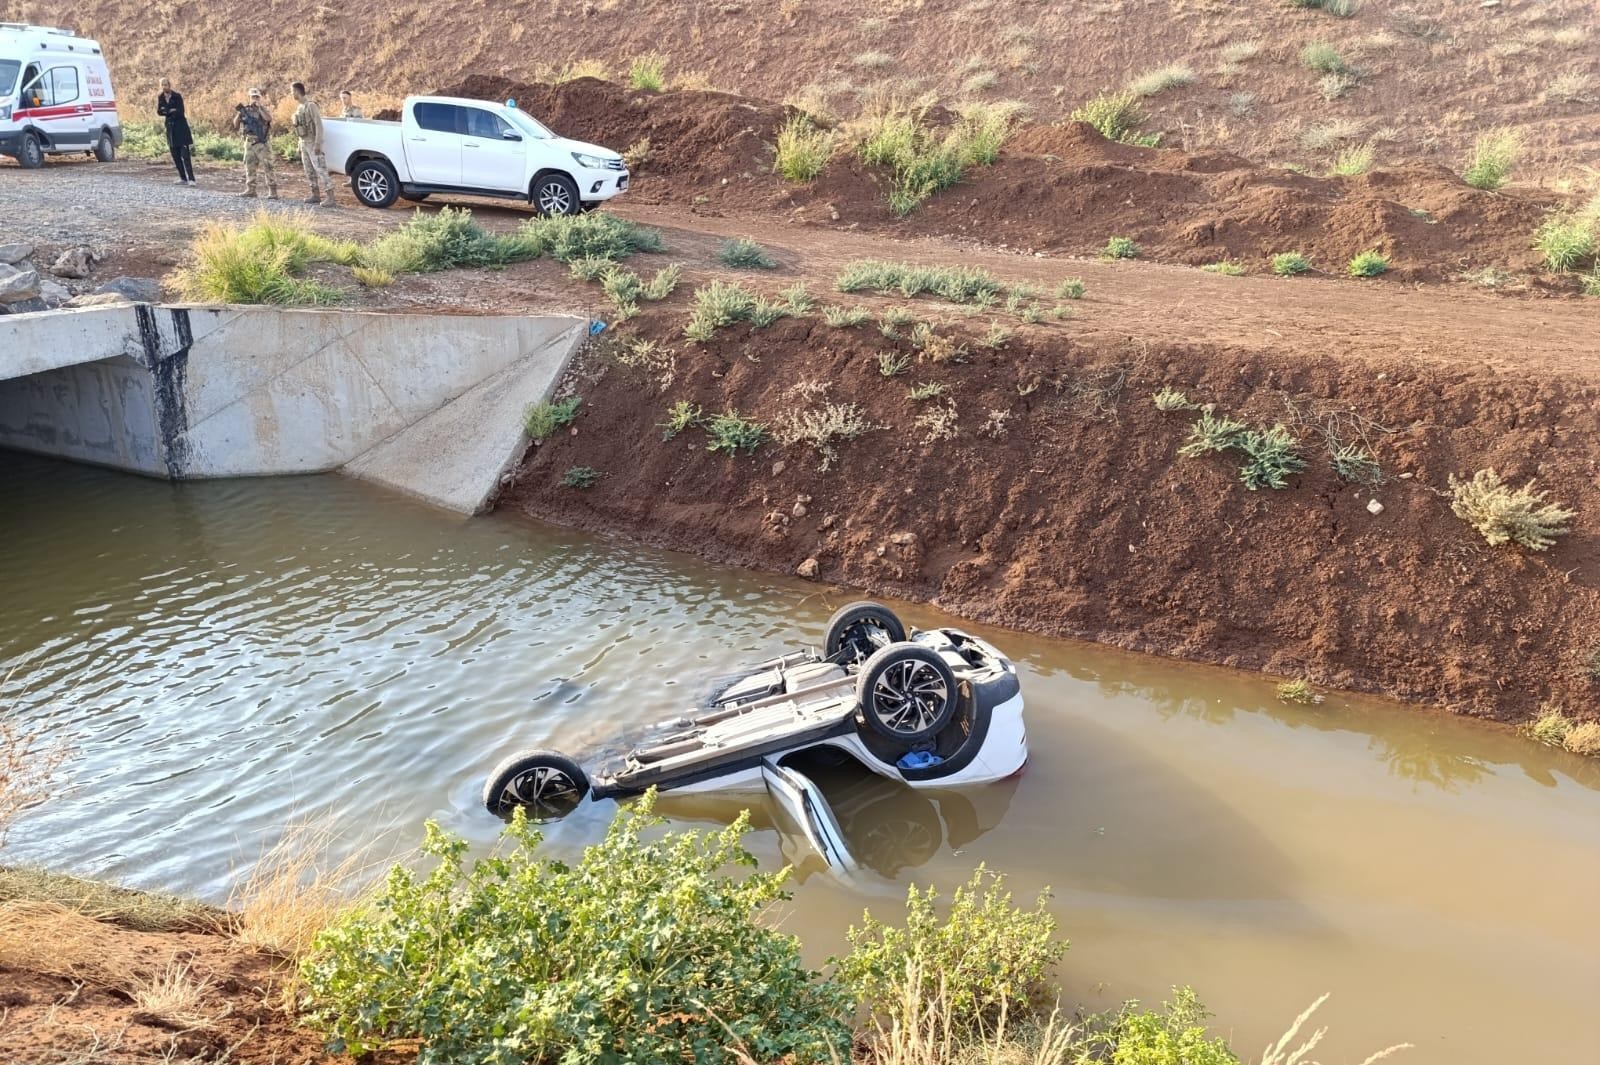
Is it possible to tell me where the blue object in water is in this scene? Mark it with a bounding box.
[589,320,607,335]
[897,749,943,770]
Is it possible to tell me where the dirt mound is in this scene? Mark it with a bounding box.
[506,308,1599,724]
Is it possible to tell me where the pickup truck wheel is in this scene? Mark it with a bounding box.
[351,158,399,208]
[93,130,115,162]
[18,133,44,169]
[532,173,580,216]
[856,643,958,744]
[483,749,589,821]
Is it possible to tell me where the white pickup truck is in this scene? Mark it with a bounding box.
[322,95,629,214]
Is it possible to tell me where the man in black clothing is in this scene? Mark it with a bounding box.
[156,77,195,185]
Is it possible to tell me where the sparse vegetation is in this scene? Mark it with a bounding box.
[914,401,960,443]
[660,400,702,440]
[910,322,967,364]
[1152,387,1198,412]
[774,115,835,182]
[627,52,668,92]
[1179,411,1247,455]
[560,466,600,489]
[1070,90,1161,147]
[1276,680,1323,705]
[1524,705,1600,756]
[363,205,538,275]
[855,100,1018,214]
[1533,210,1597,272]
[1299,41,1349,75]
[1331,443,1382,483]
[1271,251,1313,276]
[1462,130,1521,191]
[836,260,1008,303]
[1,720,69,848]
[524,396,582,441]
[1331,142,1375,176]
[717,237,779,270]
[908,381,948,402]
[1128,63,1196,98]
[517,211,664,264]
[175,212,352,305]
[1347,250,1389,277]
[775,395,879,470]
[705,410,767,454]
[1234,425,1308,490]
[622,137,653,170]
[1102,236,1141,260]
[878,351,912,376]
[824,305,871,328]
[979,322,1013,349]
[352,265,393,288]
[595,263,681,318]
[1201,260,1246,275]
[1055,277,1086,299]
[684,280,759,341]
[854,50,895,70]
[880,306,918,338]
[1448,469,1574,551]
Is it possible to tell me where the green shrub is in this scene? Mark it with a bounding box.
[909,381,948,401]
[1234,425,1307,490]
[684,280,758,341]
[560,465,599,488]
[1331,142,1374,176]
[857,102,1014,214]
[878,351,911,376]
[594,264,680,318]
[774,115,834,181]
[352,265,393,288]
[363,206,537,274]
[192,127,245,161]
[119,120,169,160]
[1102,236,1140,259]
[880,306,918,338]
[823,304,871,327]
[835,260,1008,303]
[838,866,1063,1032]
[775,400,879,470]
[174,213,350,305]
[1583,267,1600,297]
[660,400,702,440]
[1347,250,1389,277]
[1533,211,1597,271]
[1299,41,1348,74]
[1070,91,1161,146]
[718,237,778,269]
[1178,412,1246,456]
[1271,251,1312,275]
[1448,469,1574,551]
[1331,443,1381,483]
[627,52,668,92]
[1056,277,1086,299]
[567,256,614,281]
[524,395,581,440]
[979,322,1013,348]
[1276,679,1322,705]
[705,410,767,454]
[1079,987,1241,1065]
[1462,129,1521,191]
[300,798,851,1064]
[1200,261,1245,275]
[517,211,663,264]
[1525,704,1571,746]
[1128,62,1196,98]
[1152,387,1198,412]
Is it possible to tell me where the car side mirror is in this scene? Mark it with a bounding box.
[501,130,523,141]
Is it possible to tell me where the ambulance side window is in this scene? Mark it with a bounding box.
[49,67,80,105]
[21,63,42,105]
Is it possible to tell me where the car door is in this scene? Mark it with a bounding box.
[459,106,526,193]
[762,757,861,877]
[17,63,85,148]
[405,101,462,186]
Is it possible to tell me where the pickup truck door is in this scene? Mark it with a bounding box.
[405,102,462,186]
[459,106,526,193]
[761,757,860,877]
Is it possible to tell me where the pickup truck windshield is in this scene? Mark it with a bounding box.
[504,108,553,140]
[0,60,20,96]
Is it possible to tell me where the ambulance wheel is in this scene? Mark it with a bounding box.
[825,602,907,665]
[351,158,399,208]
[483,749,588,821]
[532,173,580,216]
[18,134,44,169]
[856,643,957,743]
[94,130,115,163]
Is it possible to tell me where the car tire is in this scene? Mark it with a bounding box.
[825,601,907,665]
[856,643,958,744]
[94,130,115,162]
[482,748,589,820]
[532,172,580,216]
[350,158,399,208]
[17,133,44,169]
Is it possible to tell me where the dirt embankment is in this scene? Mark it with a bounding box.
[432,76,1567,287]
[505,309,1599,724]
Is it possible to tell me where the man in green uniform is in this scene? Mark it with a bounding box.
[338,90,363,119]
[290,82,338,207]
[232,87,278,199]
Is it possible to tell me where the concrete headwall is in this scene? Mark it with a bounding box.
[0,304,586,513]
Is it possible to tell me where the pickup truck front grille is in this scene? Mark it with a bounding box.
[602,158,625,171]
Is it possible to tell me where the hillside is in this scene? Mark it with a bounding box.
[13,0,1598,183]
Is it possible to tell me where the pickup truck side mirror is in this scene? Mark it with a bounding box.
[501,130,523,142]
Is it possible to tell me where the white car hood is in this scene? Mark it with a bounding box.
[549,135,622,165]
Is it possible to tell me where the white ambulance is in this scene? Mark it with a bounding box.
[0,23,122,168]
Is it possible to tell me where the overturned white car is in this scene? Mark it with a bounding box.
[483,602,1027,874]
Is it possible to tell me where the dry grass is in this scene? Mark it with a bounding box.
[1258,993,1411,1065]
[0,717,69,847]
[0,866,224,933]
[866,962,1081,1065]
[227,820,374,962]
[130,960,221,1031]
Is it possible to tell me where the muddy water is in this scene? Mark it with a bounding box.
[3,454,1596,1064]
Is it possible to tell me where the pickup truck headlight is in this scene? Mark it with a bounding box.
[570,152,612,169]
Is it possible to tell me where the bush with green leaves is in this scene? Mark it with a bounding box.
[1070,91,1161,146]
[705,410,767,454]
[560,465,600,488]
[174,213,355,306]
[1533,211,1597,272]
[1102,236,1140,259]
[684,280,758,341]
[856,102,1015,215]
[1299,41,1348,74]
[299,798,852,1065]
[524,395,581,440]
[1055,277,1087,299]
[517,211,664,264]
[1462,129,1521,191]
[660,400,702,439]
[1347,250,1389,277]
[1234,425,1308,490]
[718,237,778,269]
[1178,412,1246,455]
[823,304,871,328]
[774,115,835,182]
[362,206,534,274]
[1271,251,1312,276]
[837,866,1064,1032]
[1448,469,1574,551]
[1152,387,1198,412]
[595,263,681,318]
[627,52,668,92]
[835,260,1007,303]
[1077,987,1241,1065]
[1201,260,1245,276]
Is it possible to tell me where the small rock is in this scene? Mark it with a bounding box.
[0,263,41,304]
[796,558,819,578]
[50,246,96,279]
[875,544,887,557]
[1367,499,1385,515]
[0,296,48,315]
[792,502,808,518]
[796,493,812,504]
[889,531,917,546]
[93,276,162,303]
[38,278,71,305]
[771,460,786,477]
[0,243,32,265]
[820,514,835,529]
[1399,472,1414,479]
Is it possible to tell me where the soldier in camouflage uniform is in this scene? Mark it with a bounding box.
[232,87,278,199]
[338,90,363,119]
[290,81,338,207]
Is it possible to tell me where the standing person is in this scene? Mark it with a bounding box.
[156,77,196,185]
[337,90,363,119]
[290,82,338,207]
[232,87,278,200]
